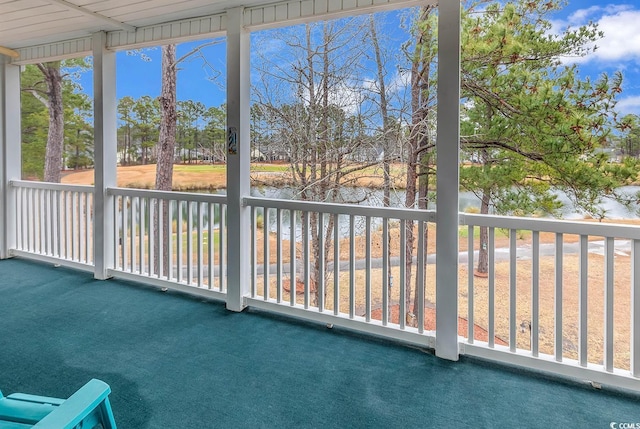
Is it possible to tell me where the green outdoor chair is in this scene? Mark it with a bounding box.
[0,379,116,428]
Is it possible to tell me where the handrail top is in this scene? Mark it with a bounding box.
[108,187,228,204]
[10,180,94,193]
[461,212,640,239]
[244,196,436,221]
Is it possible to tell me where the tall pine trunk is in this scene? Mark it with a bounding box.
[155,44,177,276]
[37,62,64,183]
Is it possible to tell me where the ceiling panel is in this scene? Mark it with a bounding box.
[0,0,237,49]
[1,0,420,54]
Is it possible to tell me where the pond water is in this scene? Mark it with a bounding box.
[247,185,640,220]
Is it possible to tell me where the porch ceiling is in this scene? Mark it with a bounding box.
[0,0,267,50]
[1,0,429,58]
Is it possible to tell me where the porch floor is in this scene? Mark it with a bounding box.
[1,258,638,428]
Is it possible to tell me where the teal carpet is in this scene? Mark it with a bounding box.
[1,258,638,428]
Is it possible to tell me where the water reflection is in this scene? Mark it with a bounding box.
[250,185,640,220]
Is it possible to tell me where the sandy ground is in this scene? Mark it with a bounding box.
[62,163,407,190]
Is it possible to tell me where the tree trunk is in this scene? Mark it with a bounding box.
[404,5,435,327]
[155,44,177,276]
[476,191,491,275]
[38,62,64,183]
[369,14,394,320]
[413,151,431,316]
[404,52,420,327]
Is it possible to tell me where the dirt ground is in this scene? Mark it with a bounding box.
[63,164,228,190]
[65,164,639,371]
[62,163,406,190]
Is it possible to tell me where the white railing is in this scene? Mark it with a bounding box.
[460,213,640,390]
[108,188,227,300]
[11,180,95,270]
[7,181,640,390]
[244,196,437,347]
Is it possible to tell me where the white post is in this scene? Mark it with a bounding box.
[93,32,117,279]
[435,0,461,361]
[225,7,251,311]
[0,60,21,260]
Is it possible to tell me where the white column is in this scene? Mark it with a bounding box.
[0,60,21,260]
[435,0,461,361]
[93,32,117,279]
[225,7,251,311]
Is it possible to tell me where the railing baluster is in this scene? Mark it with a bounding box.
[73,191,78,260]
[155,198,164,278]
[555,233,563,362]
[579,234,588,367]
[187,201,193,284]
[365,215,371,322]
[24,187,29,251]
[177,200,183,283]
[303,211,310,309]
[209,203,215,291]
[130,196,136,273]
[509,229,516,351]
[25,187,31,252]
[163,199,169,280]
[138,197,144,274]
[318,212,325,312]
[75,191,80,261]
[417,220,425,333]
[468,225,474,342]
[30,188,35,252]
[197,202,204,287]
[382,217,389,326]
[632,239,640,378]
[263,207,270,300]
[62,190,66,260]
[605,236,615,372]
[532,230,540,357]
[488,227,495,348]
[113,195,119,269]
[219,205,226,291]
[399,220,406,330]
[290,209,297,306]
[44,190,50,256]
[276,208,283,303]
[38,189,44,254]
[334,214,340,316]
[121,196,128,271]
[78,192,83,262]
[53,190,58,257]
[251,206,257,297]
[14,186,21,251]
[30,188,36,252]
[85,192,91,264]
[349,215,355,319]
[150,199,156,278]
[37,188,42,252]
[168,200,175,280]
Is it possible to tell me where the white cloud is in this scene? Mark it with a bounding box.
[555,5,640,65]
[616,95,640,115]
[387,70,411,94]
[328,82,364,115]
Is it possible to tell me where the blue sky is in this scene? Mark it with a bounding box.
[78,1,640,116]
[549,1,640,115]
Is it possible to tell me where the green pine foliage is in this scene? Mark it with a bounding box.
[457,0,639,219]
